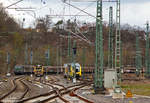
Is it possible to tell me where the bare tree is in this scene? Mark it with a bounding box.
[0,3,19,32]
[35,15,52,33]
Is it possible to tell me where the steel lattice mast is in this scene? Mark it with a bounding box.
[108,6,114,69]
[67,20,71,62]
[25,43,28,65]
[30,50,33,65]
[115,0,121,81]
[68,32,71,62]
[135,32,142,77]
[94,0,104,92]
[72,40,77,80]
[82,47,86,79]
[46,47,50,66]
[145,22,150,78]
[64,0,118,92]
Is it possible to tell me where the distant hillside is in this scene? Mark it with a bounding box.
[0,4,147,74]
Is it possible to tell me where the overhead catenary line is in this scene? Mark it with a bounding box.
[64,0,117,19]
[7,7,35,10]
[6,0,24,9]
[69,1,95,20]
[16,9,36,18]
[70,0,117,2]
[61,1,95,46]
[76,27,90,41]
[65,28,94,45]
[64,1,96,19]
[6,0,37,19]
[69,2,95,42]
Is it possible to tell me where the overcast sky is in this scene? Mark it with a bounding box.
[1,0,150,28]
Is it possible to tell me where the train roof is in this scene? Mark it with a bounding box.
[64,63,81,67]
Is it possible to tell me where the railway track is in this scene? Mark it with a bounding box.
[46,76,94,103]
[19,83,92,103]
[0,76,30,103]
[41,82,93,103]
[70,86,94,103]
[16,75,93,103]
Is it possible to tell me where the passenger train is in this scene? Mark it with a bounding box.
[64,63,82,79]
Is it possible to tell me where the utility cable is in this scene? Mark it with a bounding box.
[64,1,96,19]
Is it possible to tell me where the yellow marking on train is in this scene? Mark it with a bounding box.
[129,101,133,103]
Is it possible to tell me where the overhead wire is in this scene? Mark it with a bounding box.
[64,28,93,45]
[64,1,96,19]
[7,0,50,19]
[62,0,95,45]
[69,1,95,20]
[55,2,93,45]
[62,0,66,29]
[69,0,71,18]
[7,0,36,19]
[6,0,24,8]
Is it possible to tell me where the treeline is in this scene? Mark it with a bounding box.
[0,3,147,74]
[0,4,20,32]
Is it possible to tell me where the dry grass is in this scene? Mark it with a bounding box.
[121,80,150,96]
